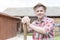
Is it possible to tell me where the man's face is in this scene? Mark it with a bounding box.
[34,7,46,19]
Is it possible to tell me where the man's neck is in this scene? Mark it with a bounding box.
[38,16,44,22]
[38,18,42,22]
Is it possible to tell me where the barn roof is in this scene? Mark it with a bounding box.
[0,12,21,20]
[3,7,60,16]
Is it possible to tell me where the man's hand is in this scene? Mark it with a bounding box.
[22,16,30,24]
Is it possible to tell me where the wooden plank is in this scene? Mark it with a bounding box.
[23,23,27,40]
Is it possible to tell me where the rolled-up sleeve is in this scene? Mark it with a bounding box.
[44,19,55,35]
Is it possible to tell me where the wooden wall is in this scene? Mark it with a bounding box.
[53,18,60,36]
[0,13,20,39]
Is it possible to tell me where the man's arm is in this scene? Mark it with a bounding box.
[27,23,46,34]
[22,16,46,34]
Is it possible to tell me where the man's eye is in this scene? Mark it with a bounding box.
[36,10,43,12]
[40,10,43,12]
[36,10,39,12]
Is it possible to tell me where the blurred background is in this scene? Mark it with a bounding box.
[0,0,60,40]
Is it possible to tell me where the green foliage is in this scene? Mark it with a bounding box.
[54,36,60,40]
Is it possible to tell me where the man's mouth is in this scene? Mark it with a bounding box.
[37,14,42,16]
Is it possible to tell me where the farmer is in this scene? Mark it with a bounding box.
[22,3,55,40]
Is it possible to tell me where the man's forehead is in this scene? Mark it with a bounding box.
[35,7,45,10]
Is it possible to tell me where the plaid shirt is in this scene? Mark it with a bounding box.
[31,16,54,40]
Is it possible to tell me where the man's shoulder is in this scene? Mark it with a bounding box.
[46,17,54,22]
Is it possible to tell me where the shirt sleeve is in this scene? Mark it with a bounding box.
[44,19,55,35]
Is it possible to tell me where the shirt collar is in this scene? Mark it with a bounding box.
[37,15,47,22]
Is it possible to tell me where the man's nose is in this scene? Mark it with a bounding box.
[38,11,41,14]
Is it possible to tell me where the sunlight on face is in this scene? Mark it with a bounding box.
[34,6,46,19]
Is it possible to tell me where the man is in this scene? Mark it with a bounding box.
[22,3,55,40]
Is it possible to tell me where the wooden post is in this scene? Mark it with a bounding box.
[23,23,27,40]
